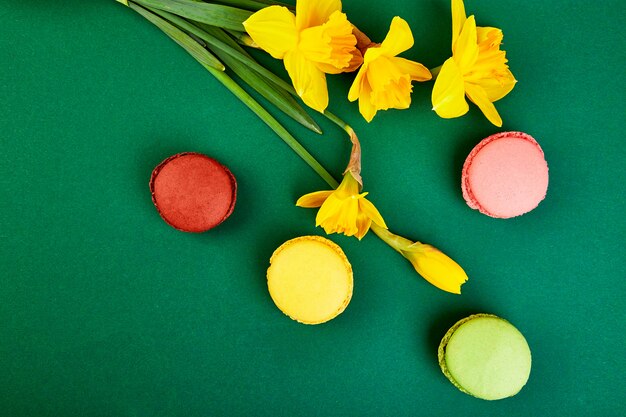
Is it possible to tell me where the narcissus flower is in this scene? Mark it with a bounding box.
[431,0,516,127]
[297,171,387,240]
[243,0,361,112]
[297,125,386,239]
[348,17,431,122]
[372,225,468,294]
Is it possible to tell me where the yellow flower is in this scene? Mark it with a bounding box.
[431,0,516,127]
[401,242,468,294]
[296,171,387,240]
[243,0,361,113]
[348,17,431,122]
[371,225,468,294]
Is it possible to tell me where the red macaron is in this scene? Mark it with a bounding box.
[150,152,237,232]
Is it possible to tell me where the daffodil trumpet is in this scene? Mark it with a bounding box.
[371,224,468,294]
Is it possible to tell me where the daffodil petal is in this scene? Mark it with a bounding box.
[339,171,362,195]
[243,6,297,59]
[296,190,333,208]
[476,26,503,50]
[337,198,360,236]
[284,49,329,112]
[473,69,517,102]
[379,16,414,57]
[392,57,432,82]
[451,0,467,48]
[347,63,367,102]
[432,57,469,119]
[357,80,377,122]
[359,198,387,229]
[363,45,384,64]
[465,82,503,127]
[315,194,342,225]
[453,15,478,72]
[315,61,346,75]
[296,0,341,31]
[354,212,372,240]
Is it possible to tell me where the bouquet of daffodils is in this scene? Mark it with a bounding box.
[115,0,516,294]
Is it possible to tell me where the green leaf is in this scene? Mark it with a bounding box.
[177,19,321,133]
[197,0,276,12]
[193,0,295,12]
[140,7,320,133]
[133,0,252,31]
[128,2,224,71]
[206,30,322,133]
[204,64,338,188]
[183,18,296,94]
[192,23,300,99]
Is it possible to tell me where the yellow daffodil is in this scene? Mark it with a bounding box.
[371,224,468,294]
[431,0,516,127]
[348,17,431,122]
[243,0,361,113]
[297,171,387,240]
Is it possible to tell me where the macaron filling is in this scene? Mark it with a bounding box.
[150,152,237,232]
[267,236,353,324]
[462,132,548,218]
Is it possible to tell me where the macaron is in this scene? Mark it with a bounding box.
[150,152,237,232]
[438,314,532,400]
[462,132,549,218]
[267,236,353,324]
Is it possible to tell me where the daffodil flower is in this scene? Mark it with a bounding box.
[431,0,516,127]
[348,17,431,122]
[243,0,361,113]
[371,224,468,294]
[297,171,387,240]
[296,124,386,240]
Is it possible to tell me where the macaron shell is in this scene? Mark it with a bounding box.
[439,314,532,400]
[267,236,353,325]
[150,152,237,233]
[462,132,548,218]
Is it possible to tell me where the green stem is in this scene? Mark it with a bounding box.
[323,110,351,134]
[205,65,339,189]
[430,65,442,80]
[225,29,256,47]
[322,109,362,182]
[370,224,414,253]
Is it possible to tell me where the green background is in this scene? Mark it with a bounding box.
[2,1,625,416]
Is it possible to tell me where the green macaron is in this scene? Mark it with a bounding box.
[438,314,532,400]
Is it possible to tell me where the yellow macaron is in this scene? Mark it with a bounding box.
[267,236,353,324]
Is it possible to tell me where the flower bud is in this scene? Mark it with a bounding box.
[371,224,468,294]
[401,242,468,294]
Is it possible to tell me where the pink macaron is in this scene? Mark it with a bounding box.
[462,132,549,219]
